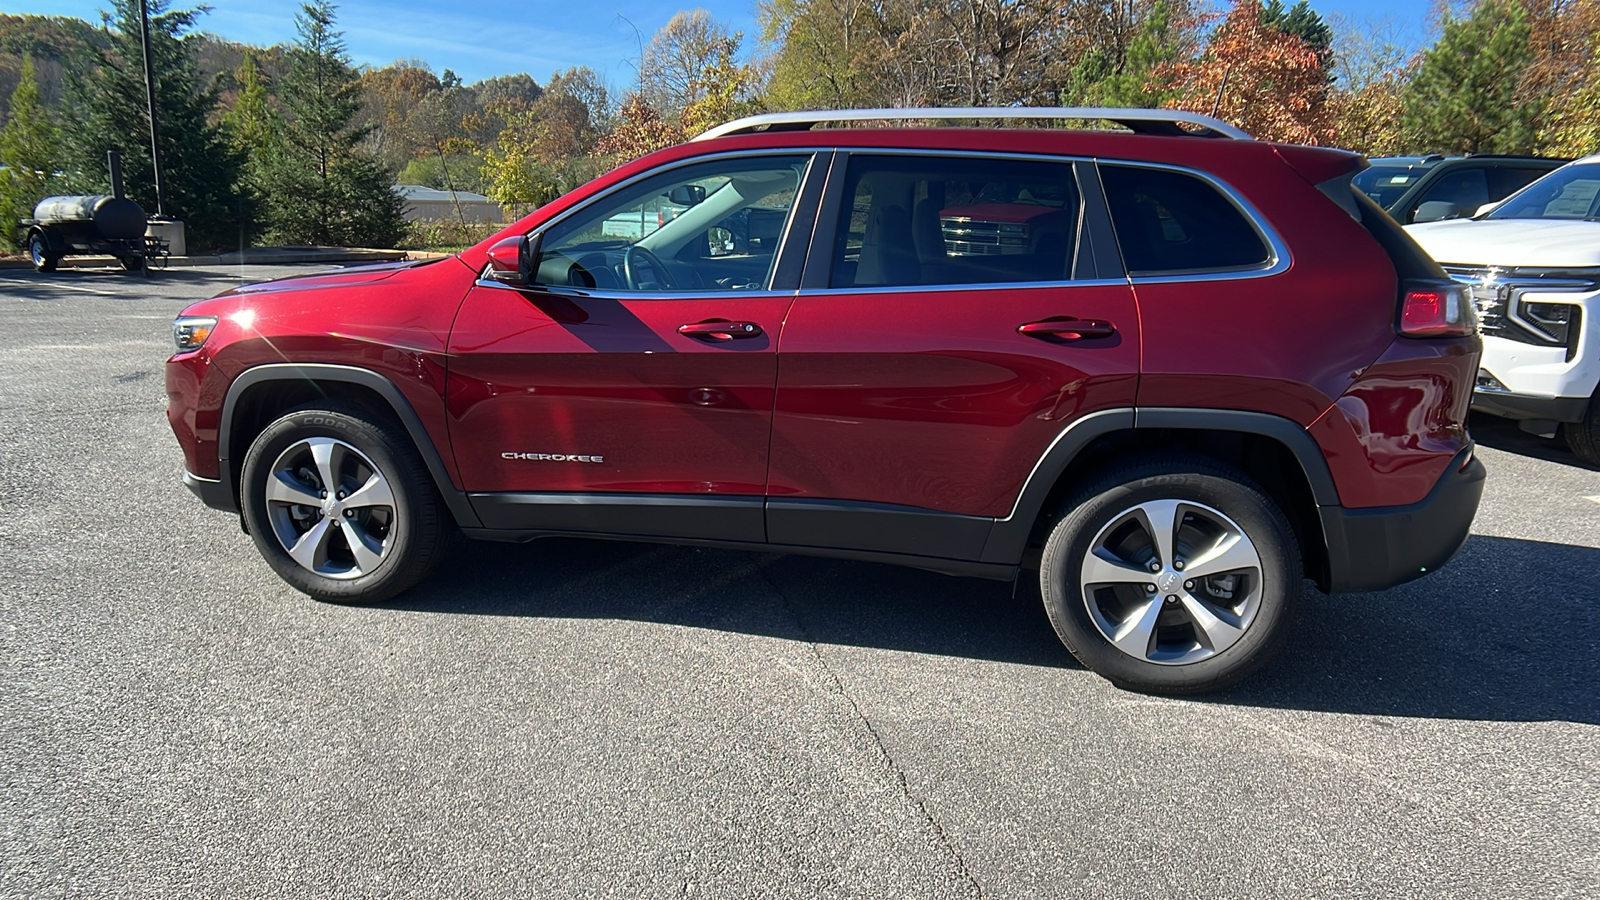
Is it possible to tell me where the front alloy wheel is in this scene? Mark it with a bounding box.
[263,436,397,579]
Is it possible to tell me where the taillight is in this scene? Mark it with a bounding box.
[1400,282,1476,337]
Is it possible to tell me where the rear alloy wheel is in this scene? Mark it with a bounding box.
[241,403,447,604]
[29,234,57,273]
[1040,457,1301,694]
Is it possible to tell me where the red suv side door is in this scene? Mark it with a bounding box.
[766,153,1140,559]
[445,152,825,541]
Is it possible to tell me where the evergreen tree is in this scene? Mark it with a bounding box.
[1074,0,1187,108]
[221,50,274,155]
[1401,0,1541,154]
[256,1,405,248]
[64,0,248,251]
[0,55,59,249]
[1260,0,1332,68]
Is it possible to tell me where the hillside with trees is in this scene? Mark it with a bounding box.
[0,0,1596,253]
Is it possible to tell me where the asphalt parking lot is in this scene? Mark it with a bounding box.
[2,264,1597,899]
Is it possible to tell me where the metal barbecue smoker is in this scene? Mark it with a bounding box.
[22,151,170,274]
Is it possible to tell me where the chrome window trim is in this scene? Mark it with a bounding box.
[1096,159,1291,284]
[471,278,796,301]
[798,278,1130,297]
[510,148,828,295]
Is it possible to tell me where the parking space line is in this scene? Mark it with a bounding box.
[0,278,119,296]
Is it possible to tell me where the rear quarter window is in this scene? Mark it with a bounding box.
[1099,164,1272,275]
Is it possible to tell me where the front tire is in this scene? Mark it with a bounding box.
[240,403,448,604]
[1039,456,1301,695]
[1563,387,1600,467]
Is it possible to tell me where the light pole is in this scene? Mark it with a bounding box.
[138,0,166,216]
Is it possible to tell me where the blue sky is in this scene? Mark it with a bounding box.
[4,0,1437,89]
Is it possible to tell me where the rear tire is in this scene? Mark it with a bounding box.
[1039,455,1301,695]
[240,402,448,604]
[118,255,145,273]
[1563,388,1600,467]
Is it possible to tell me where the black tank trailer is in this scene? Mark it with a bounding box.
[21,152,164,274]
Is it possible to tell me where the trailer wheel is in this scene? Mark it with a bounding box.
[118,255,145,273]
[28,233,58,273]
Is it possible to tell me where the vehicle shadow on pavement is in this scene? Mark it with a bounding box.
[1214,534,1599,724]
[391,533,1599,725]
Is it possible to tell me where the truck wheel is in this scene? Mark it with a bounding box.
[1563,390,1600,467]
[240,402,448,604]
[1038,455,1301,695]
[118,255,145,273]
[29,234,57,273]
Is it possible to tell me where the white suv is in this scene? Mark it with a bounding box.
[1406,156,1600,464]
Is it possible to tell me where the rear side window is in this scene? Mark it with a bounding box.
[830,154,1080,288]
[1099,164,1272,275]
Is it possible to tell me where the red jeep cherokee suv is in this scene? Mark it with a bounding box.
[166,108,1484,693]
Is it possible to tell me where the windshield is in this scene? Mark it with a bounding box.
[1354,166,1422,209]
[1486,164,1600,221]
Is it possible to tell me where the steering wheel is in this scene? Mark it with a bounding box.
[622,244,674,290]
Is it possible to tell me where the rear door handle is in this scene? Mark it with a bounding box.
[678,320,764,341]
[1017,318,1116,340]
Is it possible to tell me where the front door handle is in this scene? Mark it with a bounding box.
[1017,317,1116,340]
[679,320,764,341]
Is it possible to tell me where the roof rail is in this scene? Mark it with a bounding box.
[694,107,1253,142]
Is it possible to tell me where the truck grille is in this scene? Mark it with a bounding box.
[941,218,1030,256]
[1442,265,1596,360]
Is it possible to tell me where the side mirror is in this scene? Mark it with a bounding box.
[668,184,706,206]
[1412,200,1462,224]
[485,235,531,286]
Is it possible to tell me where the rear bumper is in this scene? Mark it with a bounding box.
[183,469,237,513]
[1471,388,1589,424]
[1320,447,1485,593]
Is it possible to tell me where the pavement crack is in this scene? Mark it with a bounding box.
[758,563,987,899]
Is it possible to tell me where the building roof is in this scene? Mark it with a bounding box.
[394,184,493,203]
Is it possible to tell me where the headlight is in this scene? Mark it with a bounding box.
[1518,301,1576,345]
[173,315,217,353]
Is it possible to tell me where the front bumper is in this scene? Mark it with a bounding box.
[1471,387,1590,424]
[1320,447,1485,593]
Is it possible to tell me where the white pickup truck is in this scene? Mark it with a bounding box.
[1406,155,1600,465]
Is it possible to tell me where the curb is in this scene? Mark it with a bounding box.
[0,247,421,270]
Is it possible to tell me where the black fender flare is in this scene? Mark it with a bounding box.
[217,363,481,528]
[980,407,1339,564]
[27,225,67,256]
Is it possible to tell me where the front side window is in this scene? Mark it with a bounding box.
[1486,164,1600,221]
[830,154,1081,288]
[1410,168,1490,222]
[533,154,810,292]
[1099,164,1272,275]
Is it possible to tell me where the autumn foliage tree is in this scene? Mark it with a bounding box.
[1155,0,1333,144]
[1400,0,1541,154]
